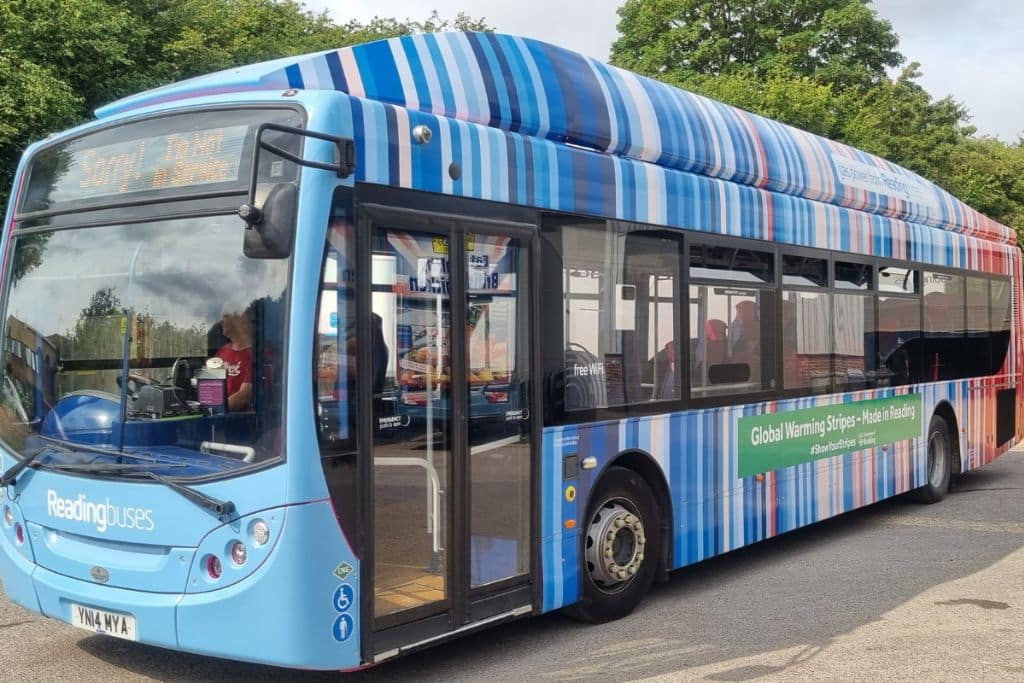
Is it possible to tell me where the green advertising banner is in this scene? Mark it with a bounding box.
[737,394,923,478]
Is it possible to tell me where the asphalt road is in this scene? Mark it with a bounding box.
[5,450,1024,681]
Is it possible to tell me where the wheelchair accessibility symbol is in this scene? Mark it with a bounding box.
[333,584,354,613]
[333,613,354,642]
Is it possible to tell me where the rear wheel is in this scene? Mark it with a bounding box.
[569,466,661,623]
[914,415,952,503]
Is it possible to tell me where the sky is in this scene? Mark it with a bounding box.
[306,0,1024,142]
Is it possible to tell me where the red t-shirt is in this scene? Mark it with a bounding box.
[216,344,253,399]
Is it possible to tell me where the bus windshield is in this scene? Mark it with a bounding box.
[0,216,289,477]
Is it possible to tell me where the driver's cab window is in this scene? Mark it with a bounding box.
[0,215,290,469]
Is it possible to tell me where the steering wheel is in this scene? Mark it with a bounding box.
[116,372,156,401]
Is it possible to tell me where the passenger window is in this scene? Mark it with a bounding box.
[780,256,830,393]
[689,285,776,398]
[561,223,680,410]
[878,295,921,386]
[966,278,991,377]
[923,272,966,380]
[781,290,832,393]
[689,244,774,284]
[835,261,872,290]
[990,279,1012,375]
[783,255,828,288]
[879,266,918,294]
[835,292,876,391]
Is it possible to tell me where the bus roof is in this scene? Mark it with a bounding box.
[96,32,1014,246]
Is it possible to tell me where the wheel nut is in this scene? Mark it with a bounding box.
[637,535,646,545]
[614,518,624,528]
[606,531,615,541]
[628,566,637,575]
[604,549,613,558]
[617,570,626,579]
[637,553,644,562]
[632,522,641,530]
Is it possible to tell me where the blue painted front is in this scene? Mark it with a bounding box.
[0,91,364,670]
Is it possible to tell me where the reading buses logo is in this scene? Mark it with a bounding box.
[46,490,155,533]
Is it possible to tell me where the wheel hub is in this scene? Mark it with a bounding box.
[586,502,646,588]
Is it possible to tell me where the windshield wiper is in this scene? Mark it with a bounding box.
[46,462,235,521]
[131,470,235,521]
[33,435,167,464]
[0,446,52,487]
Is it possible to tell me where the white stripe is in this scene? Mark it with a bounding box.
[393,107,412,188]
[434,37,470,120]
[411,35,445,116]
[338,49,365,98]
[389,38,419,112]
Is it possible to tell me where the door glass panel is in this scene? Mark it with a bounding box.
[467,234,531,588]
[372,229,450,619]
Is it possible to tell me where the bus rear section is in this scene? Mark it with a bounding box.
[0,104,362,669]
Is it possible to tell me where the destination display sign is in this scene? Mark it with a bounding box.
[737,394,923,477]
[27,125,247,211]
[19,108,302,216]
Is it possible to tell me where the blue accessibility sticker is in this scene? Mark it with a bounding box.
[333,613,354,642]
[333,584,354,613]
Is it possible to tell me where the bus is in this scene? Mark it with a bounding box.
[0,32,1019,670]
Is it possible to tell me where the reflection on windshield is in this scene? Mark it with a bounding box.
[0,216,289,476]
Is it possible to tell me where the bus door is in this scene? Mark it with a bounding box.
[359,208,536,657]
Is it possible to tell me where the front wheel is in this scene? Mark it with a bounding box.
[914,415,952,504]
[568,466,661,623]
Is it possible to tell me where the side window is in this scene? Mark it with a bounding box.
[877,266,920,387]
[966,277,991,377]
[561,222,680,411]
[781,255,831,393]
[834,261,876,392]
[689,244,777,399]
[923,272,966,380]
[880,266,917,294]
[990,278,1012,375]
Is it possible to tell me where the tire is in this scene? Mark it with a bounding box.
[568,466,662,623]
[914,415,952,504]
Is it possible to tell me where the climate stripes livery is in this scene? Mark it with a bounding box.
[99,32,1012,246]
[95,34,1022,616]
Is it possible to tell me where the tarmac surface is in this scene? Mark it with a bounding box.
[4,449,1024,681]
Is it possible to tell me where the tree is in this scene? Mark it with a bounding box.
[611,0,1024,243]
[611,0,903,92]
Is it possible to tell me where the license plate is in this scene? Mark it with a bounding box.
[70,603,137,641]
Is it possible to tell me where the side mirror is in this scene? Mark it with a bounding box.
[240,123,356,259]
[242,183,297,259]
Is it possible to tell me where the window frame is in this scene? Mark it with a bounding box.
[541,213,686,425]
[778,246,833,399]
[685,233,781,410]
[539,209,1016,428]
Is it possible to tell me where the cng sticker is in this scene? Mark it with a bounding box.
[333,614,354,642]
[333,561,354,581]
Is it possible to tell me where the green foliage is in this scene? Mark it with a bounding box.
[0,0,490,211]
[612,0,1024,244]
[612,0,903,92]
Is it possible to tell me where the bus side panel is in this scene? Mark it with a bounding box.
[540,383,988,613]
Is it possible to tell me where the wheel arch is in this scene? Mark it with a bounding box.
[932,399,962,475]
[589,449,674,575]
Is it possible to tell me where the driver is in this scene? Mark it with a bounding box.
[216,303,254,410]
